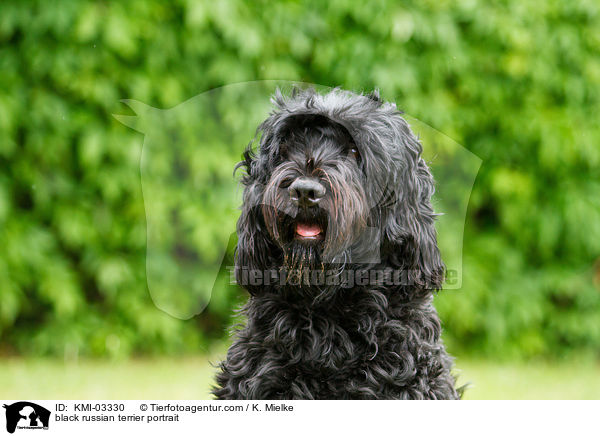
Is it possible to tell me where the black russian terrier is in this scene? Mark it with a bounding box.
[213,88,459,400]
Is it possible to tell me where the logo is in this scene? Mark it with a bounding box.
[3,402,50,434]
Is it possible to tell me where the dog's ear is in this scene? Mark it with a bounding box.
[233,110,284,295]
[235,193,280,296]
[380,118,445,292]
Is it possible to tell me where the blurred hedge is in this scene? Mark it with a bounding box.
[1,0,599,359]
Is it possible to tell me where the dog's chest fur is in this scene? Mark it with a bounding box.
[214,288,458,399]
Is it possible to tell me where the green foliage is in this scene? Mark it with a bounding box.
[0,0,599,359]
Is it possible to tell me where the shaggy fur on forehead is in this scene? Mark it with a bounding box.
[247,88,420,190]
[214,87,459,400]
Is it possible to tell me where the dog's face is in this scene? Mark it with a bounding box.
[235,89,444,295]
[261,115,369,273]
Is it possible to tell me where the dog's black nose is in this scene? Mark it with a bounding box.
[289,177,325,207]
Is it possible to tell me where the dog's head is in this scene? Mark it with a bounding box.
[235,88,444,296]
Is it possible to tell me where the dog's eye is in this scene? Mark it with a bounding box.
[279,178,293,189]
[350,147,360,161]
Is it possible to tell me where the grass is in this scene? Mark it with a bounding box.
[1,354,599,400]
[456,358,600,400]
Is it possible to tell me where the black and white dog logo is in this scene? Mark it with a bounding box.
[3,402,50,434]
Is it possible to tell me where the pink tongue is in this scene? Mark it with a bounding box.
[296,223,321,237]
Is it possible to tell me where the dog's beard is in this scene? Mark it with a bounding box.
[282,240,323,285]
[277,210,328,285]
[263,200,369,282]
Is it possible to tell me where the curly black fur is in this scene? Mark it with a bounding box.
[213,88,459,399]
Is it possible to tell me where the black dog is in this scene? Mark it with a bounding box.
[213,88,459,399]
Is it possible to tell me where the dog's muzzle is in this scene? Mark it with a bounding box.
[288,177,326,241]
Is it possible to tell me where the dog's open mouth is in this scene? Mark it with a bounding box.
[295,221,324,241]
